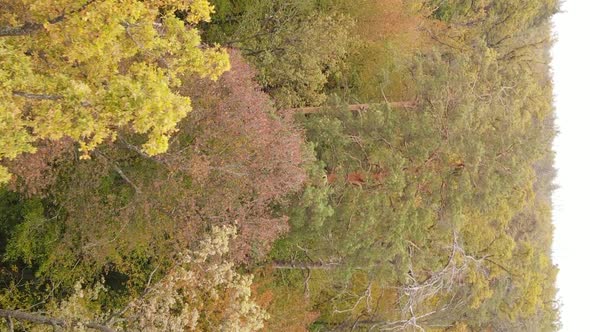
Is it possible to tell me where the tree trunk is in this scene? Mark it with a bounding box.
[0,0,97,37]
[285,101,416,114]
[272,260,340,270]
[0,309,115,332]
[0,23,43,37]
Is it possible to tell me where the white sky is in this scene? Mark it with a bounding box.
[551,0,590,330]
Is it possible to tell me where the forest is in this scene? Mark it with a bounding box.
[0,0,560,331]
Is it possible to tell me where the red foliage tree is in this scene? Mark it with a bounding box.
[3,139,73,197]
[170,50,307,262]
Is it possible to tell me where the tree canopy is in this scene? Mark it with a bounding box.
[0,0,230,183]
[0,0,560,331]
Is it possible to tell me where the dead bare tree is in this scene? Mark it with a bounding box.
[373,231,488,331]
[284,101,418,114]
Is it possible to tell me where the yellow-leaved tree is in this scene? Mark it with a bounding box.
[0,0,230,183]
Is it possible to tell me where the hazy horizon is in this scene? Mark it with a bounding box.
[552,0,590,330]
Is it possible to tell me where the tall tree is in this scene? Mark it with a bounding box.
[271,42,558,329]
[204,0,352,108]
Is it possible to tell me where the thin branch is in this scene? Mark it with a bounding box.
[117,136,154,160]
[303,268,312,300]
[419,26,467,53]
[105,265,160,325]
[12,91,63,101]
[94,151,142,193]
[0,0,97,37]
[211,165,247,177]
[7,316,14,332]
[272,260,340,270]
[111,163,142,193]
[0,22,43,37]
[12,90,92,107]
[0,309,115,332]
[333,282,373,315]
[484,257,517,276]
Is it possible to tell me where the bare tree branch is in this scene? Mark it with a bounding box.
[272,260,341,270]
[12,91,63,101]
[94,151,142,193]
[0,309,115,332]
[0,0,97,37]
[12,90,93,107]
[6,315,14,332]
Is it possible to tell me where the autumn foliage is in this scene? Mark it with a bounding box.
[175,50,307,261]
[0,0,560,331]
